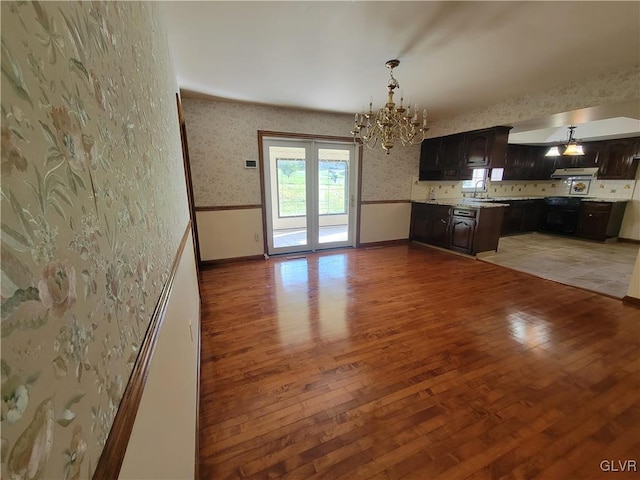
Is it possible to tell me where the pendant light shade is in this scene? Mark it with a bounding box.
[545,146,561,157]
[545,125,584,156]
[563,143,584,156]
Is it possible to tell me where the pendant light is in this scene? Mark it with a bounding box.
[545,125,584,156]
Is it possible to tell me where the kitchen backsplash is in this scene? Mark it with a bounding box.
[411,177,637,201]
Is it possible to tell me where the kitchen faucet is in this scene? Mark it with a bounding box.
[473,179,485,198]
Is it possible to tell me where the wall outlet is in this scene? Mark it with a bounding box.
[254,233,260,241]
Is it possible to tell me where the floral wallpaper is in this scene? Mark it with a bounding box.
[1,2,189,478]
[425,65,640,138]
[184,65,638,208]
[182,98,420,205]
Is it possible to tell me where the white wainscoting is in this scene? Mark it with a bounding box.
[119,231,200,479]
[196,208,264,261]
[359,202,412,244]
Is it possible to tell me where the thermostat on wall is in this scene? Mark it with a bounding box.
[245,160,258,169]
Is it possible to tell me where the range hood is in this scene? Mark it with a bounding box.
[550,167,599,179]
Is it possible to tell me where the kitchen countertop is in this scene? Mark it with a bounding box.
[579,198,629,203]
[475,196,546,201]
[413,199,509,208]
[413,197,629,207]
[487,196,629,203]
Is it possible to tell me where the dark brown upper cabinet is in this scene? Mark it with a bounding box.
[501,137,639,181]
[597,138,639,180]
[463,127,510,168]
[418,126,511,181]
[419,137,442,170]
[419,136,471,181]
[441,135,465,169]
[530,148,556,180]
[503,144,532,180]
[503,144,552,180]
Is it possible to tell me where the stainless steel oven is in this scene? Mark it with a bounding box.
[540,197,582,234]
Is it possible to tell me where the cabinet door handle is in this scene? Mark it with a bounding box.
[588,214,593,217]
[440,219,447,223]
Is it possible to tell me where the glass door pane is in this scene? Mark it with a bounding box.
[263,139,356,256]
[317,147,351,246]
[268,145,309,252]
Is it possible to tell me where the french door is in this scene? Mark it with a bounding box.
[262,138,357,255]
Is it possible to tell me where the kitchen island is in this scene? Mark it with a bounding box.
[410,200,507,255]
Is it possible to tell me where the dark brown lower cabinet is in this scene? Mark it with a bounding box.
[498,199,543,236]
[410,203,430,242]
[576,201,627,241]
[450,210,476,254]
[411,203,505,255]
[409,203,450,247]
[500,202,525,236]
[430,206,451,248]
[523,200,544,232]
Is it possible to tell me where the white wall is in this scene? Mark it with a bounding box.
[120,232,200,479]
[360,203,412,244]
[197,209,264,261]
[619,165,640,241]
[627,250,640,300]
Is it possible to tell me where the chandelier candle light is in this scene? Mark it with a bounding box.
[351,59,428,154]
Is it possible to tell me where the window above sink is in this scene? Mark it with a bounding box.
[461,168,488,194]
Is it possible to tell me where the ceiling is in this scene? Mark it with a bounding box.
[160,1,640,142]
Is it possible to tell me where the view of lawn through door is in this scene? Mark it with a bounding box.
[263,140,355,254]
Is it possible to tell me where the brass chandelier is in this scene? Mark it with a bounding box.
[351,59,428,155]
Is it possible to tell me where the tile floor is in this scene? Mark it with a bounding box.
[479,232,639,298]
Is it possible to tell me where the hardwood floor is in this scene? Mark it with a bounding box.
[199,244,640,479]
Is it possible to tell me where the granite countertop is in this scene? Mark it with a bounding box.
[413,196,629,206]
[479,196,546,201]
[465,196,630,203]
[413,199,509,208]
[580,198,629,203]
